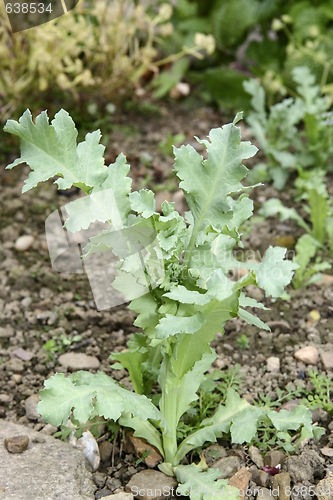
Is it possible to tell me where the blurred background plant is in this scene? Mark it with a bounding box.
[3,0,333,121]
[0,0,214,122]
[154,0,333,110]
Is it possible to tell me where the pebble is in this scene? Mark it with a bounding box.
[11,374,22,384]
[294,346,319,364]
[266,357,280,373]
[21,296,32,308]
[250,469,269,487]
[258,487,273,500]
[0,326,15,338]
[96,490,113,499]
[248,446,264,469]
[264,450,285,468]
[102,494,134,500]
[266,320,291,332]
[320,351,333,370]
[286,450,324,483]
[99,440,113,462]
[127,433,163,468]
[93,472,107,488]
[320,448,333,457]
[212,456,241,479]
[246,285,264,302]
[155,190,172,213]
[0,394,10,405]
[0,407,6,418]
[228,466,252,500]
[203,444,227,466]
[58,352,100,370]
[272,472,290,500]
[125,470,177,500]
[14,235,34,252]
[4,434,29,453]
[25,394,41,421]
[316,471,333,500]
[41,424,58,435]
[171,190,187,215]
[4,358,24,373]
[11,347,34,361]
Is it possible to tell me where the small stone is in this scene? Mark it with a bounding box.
[328,421,333,431]
[41,424,58,435]
[21,296,32,308]
[14,235,34,252]
[320,448,333,457]
[294,346,319,364]
[272,472,290,500]
[106,478,122,491]
[0,407,6,418]
[4,434,29,453]
[96,489,113,499]
[102,494,134,500]
[127,433,163,468]
[99,440,113,462]
[277,400,299,412]
[58,352,100,370]
[155,190,172,213]
[320,351,333,371]
[11,347,34,361]
[228,466,252,500]
[264,450,285,468]
[169,81,190,99]
[212,456,241,479]
[251,469,269,487]
[31,435,46,443]
[11,374,22,384]
[4,358,24,373]
[246,285,264,302]
[0,394,10,405]
[125,470,177,500]
[203,444,228,466]
[171,190,187,215]
[93,472,107,488]
[257,488,273,500]
[0,326,14,338]
[266,320,291,332]
[25,394,41,421]
[266,357,280,373]
[319,274,333,285]
[286,449,324,483]
[248,446,264,469]
[316,471,333,500]
[243,394,255,405]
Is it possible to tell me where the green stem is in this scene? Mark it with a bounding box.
[159,353,180,465]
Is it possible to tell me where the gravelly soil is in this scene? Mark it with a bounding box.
[0,104,333,499]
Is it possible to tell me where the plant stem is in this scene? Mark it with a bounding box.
[159,353,179,465]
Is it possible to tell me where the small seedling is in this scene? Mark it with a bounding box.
[236,334,250,350]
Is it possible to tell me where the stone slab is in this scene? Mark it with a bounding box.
[0,420,95,500]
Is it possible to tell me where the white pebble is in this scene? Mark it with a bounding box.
[294,346,319,365]
[14,235,34,252]
[266,356,280,373]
